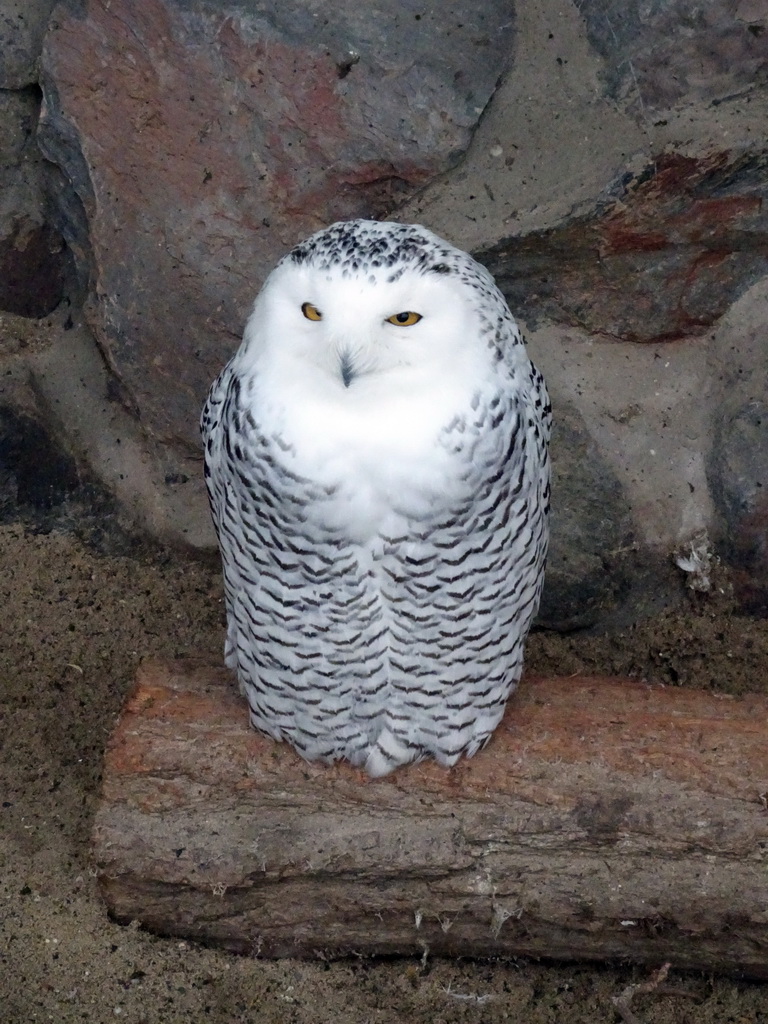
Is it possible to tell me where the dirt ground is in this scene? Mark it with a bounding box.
[1,518,767,1024]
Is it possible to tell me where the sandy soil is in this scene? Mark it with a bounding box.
[1,519,767,1023]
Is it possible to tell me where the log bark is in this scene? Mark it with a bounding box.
[92,659,768,977]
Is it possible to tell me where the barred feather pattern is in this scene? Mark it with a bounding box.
[202,220,551,776]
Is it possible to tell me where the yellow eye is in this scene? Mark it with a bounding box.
[386,311,422,326]
[302,302,323,321]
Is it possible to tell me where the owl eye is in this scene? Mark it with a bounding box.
[386,311,422,326]
[302,302,323,321]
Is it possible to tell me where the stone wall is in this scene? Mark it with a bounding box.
[1,0,767,624]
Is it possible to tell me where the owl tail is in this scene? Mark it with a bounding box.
[364,729,421,778]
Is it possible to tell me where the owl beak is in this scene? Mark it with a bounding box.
[339,349,355,388]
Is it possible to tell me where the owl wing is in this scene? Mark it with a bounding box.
[364,361,551,776]
[201,360,391,762]
[201,361,244,669]
[530,358,552,444]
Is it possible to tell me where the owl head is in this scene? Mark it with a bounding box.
[240,220,518,395]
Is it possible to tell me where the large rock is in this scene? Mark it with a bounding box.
[39,0,516,449]
[404,3,768,343]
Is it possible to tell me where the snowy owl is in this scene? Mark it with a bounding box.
[201,219,551,777]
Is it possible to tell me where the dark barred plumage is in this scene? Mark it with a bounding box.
[202,219,551,776]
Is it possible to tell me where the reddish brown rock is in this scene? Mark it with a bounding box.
[39,0,515,448]
[483,151,768,343]
[93,660,768,976]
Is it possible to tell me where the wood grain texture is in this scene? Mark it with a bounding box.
[92,659,768,976]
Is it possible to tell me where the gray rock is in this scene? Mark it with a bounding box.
[712,399,768,524]
[0,403,79,516]
[25,315,214,548]
[0,79,73,316]
[707,279,768,611]
[0,214,68,316]
[537,403,634,632]
[710,399,768,613]
[0,0,56,89]
[527,321,716,560]
[579,0,768,115]
[0,87,40,164]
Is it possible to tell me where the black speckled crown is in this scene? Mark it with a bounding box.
[288,219,460,278]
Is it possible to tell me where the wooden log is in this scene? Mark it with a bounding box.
[92,659,768,977]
